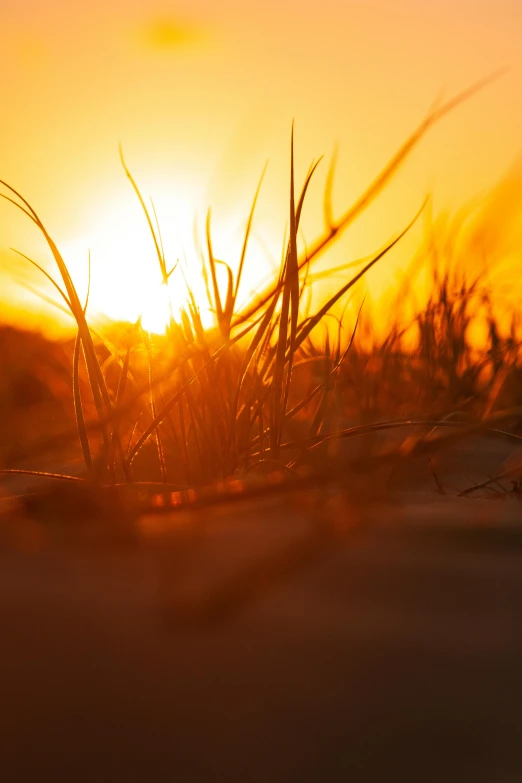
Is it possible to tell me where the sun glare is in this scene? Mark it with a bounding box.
[54,197,276,336]
[59,203,215,335]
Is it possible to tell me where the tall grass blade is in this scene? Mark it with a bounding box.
[233,70,506,327]
[72,334,93,475]
[294,199,427,351]
[233,162,268,304]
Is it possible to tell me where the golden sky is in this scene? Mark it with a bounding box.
[0,0,521,333]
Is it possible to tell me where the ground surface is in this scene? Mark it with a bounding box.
[1,489,521,782]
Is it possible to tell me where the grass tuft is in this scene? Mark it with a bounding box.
[1,71,520,507]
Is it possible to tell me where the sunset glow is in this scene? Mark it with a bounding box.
[2,6,522,761]
[0,0,520,334]
[55,192,276,334]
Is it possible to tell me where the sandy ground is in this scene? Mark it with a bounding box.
[1,488,521,782]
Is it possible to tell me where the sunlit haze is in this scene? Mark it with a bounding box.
[1,0,521,334]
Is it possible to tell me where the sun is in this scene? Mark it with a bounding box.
[58,204,215,334]
[52,189,277,338]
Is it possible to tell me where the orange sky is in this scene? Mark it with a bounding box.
[0,0,521,333]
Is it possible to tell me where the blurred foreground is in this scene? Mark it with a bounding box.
[1,492,521,781]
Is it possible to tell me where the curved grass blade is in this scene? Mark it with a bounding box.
[73,333,93,475]
[233,70,506,327]
[119,146,167,282]
[294,199,427,351]
[10,249,72,310]
[234,162,268,303]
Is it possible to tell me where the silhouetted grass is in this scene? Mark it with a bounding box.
[1,71,521,507]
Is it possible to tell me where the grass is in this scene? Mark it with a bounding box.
[1,71,522,509]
